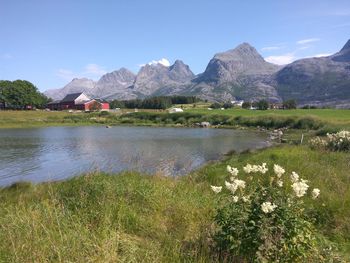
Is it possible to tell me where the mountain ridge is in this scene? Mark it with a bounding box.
[44,39,350,107]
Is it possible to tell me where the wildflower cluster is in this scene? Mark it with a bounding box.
[210,162,322,262]
[310,130,350,152]
[243,162,268,174]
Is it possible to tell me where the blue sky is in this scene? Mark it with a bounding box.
[0,0,349,91]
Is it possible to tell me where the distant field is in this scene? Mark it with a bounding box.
[185,108,350,125]
[0,111,71,128]
[1,108,349,129]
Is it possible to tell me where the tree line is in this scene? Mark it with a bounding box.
[0,80,50,109]
[110,96,200,110]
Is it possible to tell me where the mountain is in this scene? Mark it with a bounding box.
[181,43,281,102]
[44,40,350,107]
[94,68,136,100]
[196,43,279,83]
[44,78,96,100]
[275,40,350,107]
[105,60,195,100]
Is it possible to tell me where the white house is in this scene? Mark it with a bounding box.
[231,100,244,107]
[169,108,184,113]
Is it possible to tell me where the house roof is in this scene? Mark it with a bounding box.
[61,93,85,103]
[95,98,109,103]
[75,99,95,105]
[47,100,61,104]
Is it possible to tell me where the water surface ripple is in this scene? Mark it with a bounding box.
[0,126,270,186]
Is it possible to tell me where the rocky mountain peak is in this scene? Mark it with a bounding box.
[196,42,279,84]
[93,68,136,98]
[340,39,350,52]
[213,42,265,63]
[331,39,350,62]
[98,68,135,84]
[44,78,96,100]
[168,60,195,82]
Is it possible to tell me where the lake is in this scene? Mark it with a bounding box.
[0,126,270,186]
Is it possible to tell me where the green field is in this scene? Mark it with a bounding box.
[186,108,350,124]
[1,108,349,130]
[0,145,349,262]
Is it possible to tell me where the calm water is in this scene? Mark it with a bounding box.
[0,126,270,186]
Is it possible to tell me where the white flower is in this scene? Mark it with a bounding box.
[211,185,222,194]
[243,164,253,173]
[232,196,239,203]
[312,188,320,199]
[227,165,239,177]
[225,181,238,194]
[243,163,268,174]
[277,180,283,187]
[273,164,285,178]
[242,196,250,203]
[260,163,268,174]
[291,180,309,197]
[290,171,299,183]
[261,202,277,213]
[233,179,246,189]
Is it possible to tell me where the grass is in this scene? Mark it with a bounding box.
[187,108,350,127]
[1,145,349,262]
[1,108,350,130]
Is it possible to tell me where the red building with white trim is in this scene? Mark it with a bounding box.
[47,93,109,111]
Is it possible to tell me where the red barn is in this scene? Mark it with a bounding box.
[47,92,109,111]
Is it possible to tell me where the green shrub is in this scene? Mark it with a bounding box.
[310,131,350,152]
[210,163,330,262]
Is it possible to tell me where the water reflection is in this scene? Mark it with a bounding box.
[0,126,270,186]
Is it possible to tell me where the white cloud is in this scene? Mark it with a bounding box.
[84,63,107,76]
[56,63,107,81]
[264,53,296,65]
[313,53,333,58]
[261,46,282,51]
[297,38,320,45]
[56,69,77,80]
[139,58,171,67]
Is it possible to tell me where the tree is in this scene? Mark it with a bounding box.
[256,100,269,110]
[283,99,297,109]
[223,102,234,109]
[242,101,251,109]
[210,102,222,109]
[0,80,49,109]
[110,100,125,109]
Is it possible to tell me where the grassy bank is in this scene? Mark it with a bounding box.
[1,109,349,131]
[1,145,349,262]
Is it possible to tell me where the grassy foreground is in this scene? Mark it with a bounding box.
[1,145,349,262]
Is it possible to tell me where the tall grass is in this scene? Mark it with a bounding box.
[0,145,349,261]
[121,112,325,130]
[0,172,214,262]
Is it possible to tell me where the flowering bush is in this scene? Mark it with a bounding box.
[210,163,324,262]
[310,130,350,152]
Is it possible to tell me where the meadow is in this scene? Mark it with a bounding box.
[0,145,349,262]
[1,108,349,130]
[0,108,349,261]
